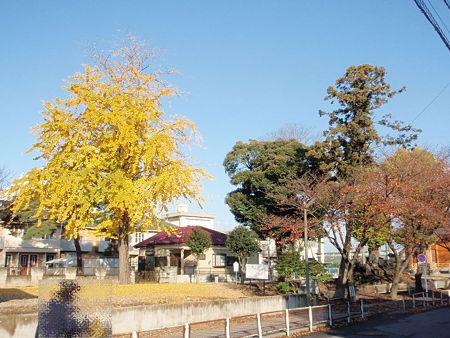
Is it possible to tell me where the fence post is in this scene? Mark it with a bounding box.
[360,299,364,319]
[225,318,230,338]
[432,291,435,306]
[347,302,351,324]
[328,303,333,326]
[308,306,313,332]
[131,331,138,338]
[256,313,262,338]
[402,297,406,311]
[412,294,416,308]
[285,309,290,336]
[440,292,443,305]
[422,292,426,307]
[184,322,190,338]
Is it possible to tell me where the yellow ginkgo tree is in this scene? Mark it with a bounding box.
[9,39,208,283]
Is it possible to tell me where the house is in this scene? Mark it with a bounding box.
[0,226,61,276]
[426,227,450,271]
[135,226,234,283]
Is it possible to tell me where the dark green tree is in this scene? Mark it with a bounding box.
[186,228,212,277]
[226,226,260,283]
[224,139,319,239]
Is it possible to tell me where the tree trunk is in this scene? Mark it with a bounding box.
[118,232,130,284]
[367,246,380,275]
[335,257,350,298]
[239,257,247,285]
[390,252,413,299]
[73,237,83,276]
[390,268,402,298]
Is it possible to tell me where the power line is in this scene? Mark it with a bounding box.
[414,0,450,52]
[427,0,450,36]
[411,81,450,123]
[444,0,450,12]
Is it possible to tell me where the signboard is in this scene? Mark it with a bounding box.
[245,264,269,280]
[233,261,239,273]
[417,254,427,263]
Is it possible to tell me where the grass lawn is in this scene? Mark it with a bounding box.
[0,282,251,309]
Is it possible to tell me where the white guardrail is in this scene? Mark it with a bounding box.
[127,291,450,338]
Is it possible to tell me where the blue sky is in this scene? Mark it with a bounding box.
[1,1,449,231]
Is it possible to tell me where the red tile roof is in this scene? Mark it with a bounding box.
[134,226,227,248]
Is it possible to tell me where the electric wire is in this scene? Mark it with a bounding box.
[427,0,450,36]
[414,0,450,52]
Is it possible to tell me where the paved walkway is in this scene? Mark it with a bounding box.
[310,307,450,338]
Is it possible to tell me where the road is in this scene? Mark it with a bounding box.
[310,307,450,338]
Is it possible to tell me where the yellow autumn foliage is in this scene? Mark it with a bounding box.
[8,41,209,281]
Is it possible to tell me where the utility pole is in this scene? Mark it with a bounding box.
[297,193,315,307]
[304,205,310,306]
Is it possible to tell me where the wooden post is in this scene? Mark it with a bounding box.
[184,322,189,338]
[412,294,416,308]
[422,292,426,307]
[328,303,333,326]
[225,318,230,338]
[360,299,364,319]
[432,291,435,306]
[440,292,444,305]
[285,309,290,336]
[308,306,313,332]
[257,313,262,338]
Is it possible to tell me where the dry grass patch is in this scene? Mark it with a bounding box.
[112,283,248,306]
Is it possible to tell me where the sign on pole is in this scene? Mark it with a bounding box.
[233,261,239,285]
[245,264,269,280]
[417,253,427,263]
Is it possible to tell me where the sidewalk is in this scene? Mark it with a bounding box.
[308,307,450,338]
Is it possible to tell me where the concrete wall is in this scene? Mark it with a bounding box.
[0,294,306,337]
[112,294,306,335]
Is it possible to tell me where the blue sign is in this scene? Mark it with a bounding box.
[417,254,427,263]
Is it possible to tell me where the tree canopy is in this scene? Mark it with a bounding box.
[7,39,208,283]
[186,228,212,260]
[224,139,318,238]
[226,226,260,282]
[309,64,420,178]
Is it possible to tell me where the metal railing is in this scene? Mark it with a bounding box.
[121,291,450,338]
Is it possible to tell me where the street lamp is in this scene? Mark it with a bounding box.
[297,193,315,306]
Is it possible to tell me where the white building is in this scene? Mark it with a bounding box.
[164,205,215,230]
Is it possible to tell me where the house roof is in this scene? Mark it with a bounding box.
[134,226,227,248]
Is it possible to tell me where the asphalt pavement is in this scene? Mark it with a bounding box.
[309,307,450,338]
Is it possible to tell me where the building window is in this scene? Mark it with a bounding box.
[5,254,11,267]
[213,254,226,267]
[30,255,38,267]
[134,232,144,244]
[45,254,55,262]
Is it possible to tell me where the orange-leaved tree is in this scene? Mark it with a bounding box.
[381,148,450,298]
